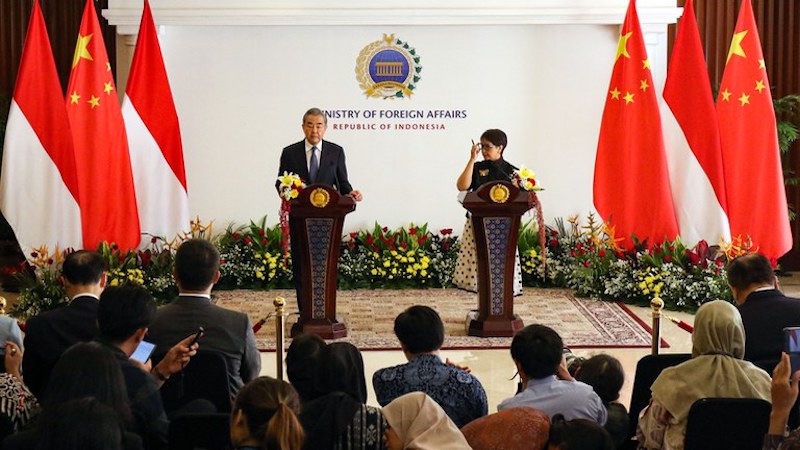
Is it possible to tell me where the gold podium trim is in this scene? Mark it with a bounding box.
[489,184,510,203]
[310,188,330,208]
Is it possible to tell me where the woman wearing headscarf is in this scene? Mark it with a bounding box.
[460,407,548,450]
[300,342,387,450]
[637,300,772,450]
[382,392,471,450]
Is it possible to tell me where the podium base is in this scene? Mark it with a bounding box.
[290,318,348,340]
[467,312,524,337]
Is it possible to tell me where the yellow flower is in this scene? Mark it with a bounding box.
[421,269,428,276]
[407,250,415,257]
[383,261,391,267]
[278,172,295,187]
[290,189,299,199]
[370,269,377,275]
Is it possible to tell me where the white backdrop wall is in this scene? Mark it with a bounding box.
[106,1,680,234]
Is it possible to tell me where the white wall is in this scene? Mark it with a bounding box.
[107,1,679,233]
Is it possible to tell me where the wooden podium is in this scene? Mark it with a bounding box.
[463,181,532,337]
[289,184,355,339]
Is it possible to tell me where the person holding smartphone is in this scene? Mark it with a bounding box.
[454,129,523,296]
[97,284,202,450]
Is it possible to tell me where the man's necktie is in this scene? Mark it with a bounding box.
[309,146,319,183]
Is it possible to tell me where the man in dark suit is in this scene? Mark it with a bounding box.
[146,238,260,398]
[22,250,106,397]
[276,107,363,201]
[277,107,363,310]
[730,253,800,363]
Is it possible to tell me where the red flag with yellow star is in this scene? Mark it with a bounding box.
[66,0,140,251]
[593,0,678,249]
[717,0,790,261]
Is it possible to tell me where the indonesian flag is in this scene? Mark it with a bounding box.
[594,0,678,249]
[67,0,140,251]
[662,0,730,246]
[717,0,791,261]
[0,0,82,259]
[122,0,189,243]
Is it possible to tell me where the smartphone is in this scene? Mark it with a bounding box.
[131,340,155,364]
[784,327,800,375]
[189,327,205,347]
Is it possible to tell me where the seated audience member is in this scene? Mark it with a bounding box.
[300,342,387,450]
[36,398,133,450]
[3,342,140,450]
[763,352,800,450]
[22,250,106,397]
[373,305,488,427]
[0,297,22,356]
[728,253,800,363]
[0,342,38,434]
[146,239,260,398]
[382,392,471,450]
[460,407,549,450]
[285,333,326,404]
[498,324,606,424]
[637,300,771,450]
[97,284,202,449]
[575,354,629,447]
[230,376,304,450]
[548,413,615,450]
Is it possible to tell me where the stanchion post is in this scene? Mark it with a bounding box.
[650,295,664,355]
[274,297,286,381]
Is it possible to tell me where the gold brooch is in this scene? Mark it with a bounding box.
[479,169,489,177]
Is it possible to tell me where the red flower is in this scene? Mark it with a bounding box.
[715,259,724,267]
[686,252,701,265]
[348,241,355,249]
[551,230,559,236]
[575,243,583,250]
[442,242,449,250]
[233,233,240,240]
[664,256,672,262]
[389,237,396,244]
[417,237,426,245]
[258,229,265,237]
[598,249,607,257]
[549,239,559,247]
[570,250,577,257]
[401,242,408,249]
[47,258,53,264]
[220,259,227,265]
[349,232,357,239]
[140,250,152,266]
[578,250,586,256]
[366,236,375,245]
[151,236,158,244]
[668,245,675,252]
[261,239,268,246]
[244,237,252,245]
[390,245,397,251]
[409,228,417,235]
[582,261,591,267]
[373,247,379,252]
[616,251,626,260]
[440,228,453,235]
[382,227,388,233]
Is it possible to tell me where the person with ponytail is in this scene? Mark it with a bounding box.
[230,376,305,450]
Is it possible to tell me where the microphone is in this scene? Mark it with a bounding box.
[490,160,515,182]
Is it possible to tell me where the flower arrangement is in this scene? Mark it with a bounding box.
[511,165,546,272]
[276,172,306,261]
[510,166,542,192]
[6,214,746,319]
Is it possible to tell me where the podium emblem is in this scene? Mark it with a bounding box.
[489,184,510,203]
[356,34,423,99]
[310,188,330,208]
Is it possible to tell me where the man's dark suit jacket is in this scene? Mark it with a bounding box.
[276,140,354,194]
[145,295,261,398]
[739,289,800,362]
[22,295,99,397]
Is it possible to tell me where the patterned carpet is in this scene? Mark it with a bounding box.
[213,288,663,351]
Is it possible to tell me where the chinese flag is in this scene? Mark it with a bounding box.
[122,0,190,244]
[594,0,678,248]
[66,0,140,251]
[717,0,791,261]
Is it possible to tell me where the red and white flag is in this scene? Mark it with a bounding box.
[122,0,189,243]
[0,0,82,259]
[717,0,791,261]
[662,0,730,246]
[67,0,140,251]
[594,0,679,249]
